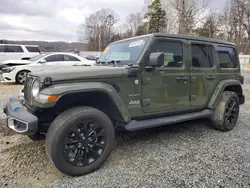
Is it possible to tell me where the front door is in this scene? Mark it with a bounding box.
[142,38,190,113]
[189,41,218,107]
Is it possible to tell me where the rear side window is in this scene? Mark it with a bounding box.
[191,44,213,68]
[0,45,4,52]
[63,55,80,61]
[217,46,238,68]
[25,46,40,53]
[5,45,24,52]
[45,54,64,62]
[151,40,183,68]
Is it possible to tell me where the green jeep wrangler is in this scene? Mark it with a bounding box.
[4,34,245,176]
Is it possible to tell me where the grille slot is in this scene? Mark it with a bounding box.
[24,76,34,104]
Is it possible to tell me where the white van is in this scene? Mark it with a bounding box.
[0,44,40,63]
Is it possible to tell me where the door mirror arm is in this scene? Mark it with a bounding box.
[145,65,154,71]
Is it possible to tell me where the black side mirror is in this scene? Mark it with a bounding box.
[146,52,164,71]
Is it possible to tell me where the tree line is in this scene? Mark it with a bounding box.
[77,0,250,54]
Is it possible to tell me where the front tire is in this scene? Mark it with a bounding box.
[211,91,240,132]
[45,106,115,176]
[16,70,30,84]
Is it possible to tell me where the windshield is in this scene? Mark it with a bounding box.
[97,36,149,65]
[29,53,48,62]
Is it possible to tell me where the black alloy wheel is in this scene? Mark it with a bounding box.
[62,121,106,167]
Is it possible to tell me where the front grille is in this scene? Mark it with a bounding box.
[24,76,34,104]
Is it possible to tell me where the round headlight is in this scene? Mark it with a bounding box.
[32,80,40,97]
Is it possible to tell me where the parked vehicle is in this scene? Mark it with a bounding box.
[2,52,96,84]
[3,33,245,177]
[0,44,40,69]
[86,54,101,60]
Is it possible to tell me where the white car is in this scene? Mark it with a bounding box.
[0,44,40,66]
[2,52,96,84]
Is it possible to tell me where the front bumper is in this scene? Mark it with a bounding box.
[3,98,38,135]
[1,72,16,83]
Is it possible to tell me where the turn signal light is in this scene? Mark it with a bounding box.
[46,95,59,102]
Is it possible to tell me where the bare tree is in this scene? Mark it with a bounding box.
[194,10,221,38]
[77,9,119,51]
[218,0,250,53]
[171,0,208,35]
[125,13,144,36]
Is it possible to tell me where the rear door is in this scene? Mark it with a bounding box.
[4,45,24,60]
[44,54,64,66]
[141,37,190,113]
[62,54,81,65]
[189,41,218,107]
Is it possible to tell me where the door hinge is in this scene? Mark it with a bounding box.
[190,95,197,101]
[142,77,151,85]
[143,99,151,106]
[191,76,197,83]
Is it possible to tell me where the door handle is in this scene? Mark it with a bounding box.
[206,75,216,80]
[176,76,189,81]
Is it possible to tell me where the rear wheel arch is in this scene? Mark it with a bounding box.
[208,80,243,108]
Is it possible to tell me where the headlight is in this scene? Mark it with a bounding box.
[32,80,40,97]
[2,67,15,73]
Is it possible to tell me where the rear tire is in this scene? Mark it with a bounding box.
[16,70,30,84]
[45,106,115,176]
[211,91,239,132]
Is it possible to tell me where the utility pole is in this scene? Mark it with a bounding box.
[98,25,101,52]
[178,0,186,34]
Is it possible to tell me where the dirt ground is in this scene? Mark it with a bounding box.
[0,84,61,188]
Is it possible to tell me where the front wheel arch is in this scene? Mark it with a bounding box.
[15,70,30,84]
[45,91,127,123]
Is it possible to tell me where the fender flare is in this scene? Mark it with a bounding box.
[37,82,131,122]
[207,79,242,109]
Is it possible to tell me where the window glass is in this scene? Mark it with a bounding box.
[64,55,80,61]
[217,46,238,68]
[98,36,149,65]
[151,40,183,68]
[5,45,23,52]
[25,46,40,53]
[45,54,64,62]
[0,45,4,52]
[191,44,213,68]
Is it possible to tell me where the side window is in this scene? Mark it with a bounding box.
[151,40,183,68]
[0,45,4,53]
[63,55,80,61]
[191,44,213,68]
[45,54,64,62]
[25,46,40,53]
[217,46,238,68]
[5,45,24,52]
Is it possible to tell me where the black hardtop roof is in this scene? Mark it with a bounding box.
[111,33,235,46]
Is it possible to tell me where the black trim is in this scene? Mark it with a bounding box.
[125,109,213,131]
[132,108,205,121]
[127,66,140,77]
[4,99,38,135]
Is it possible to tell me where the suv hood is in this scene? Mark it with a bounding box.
[33,65,128,82]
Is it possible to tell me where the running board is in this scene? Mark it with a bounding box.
[125,109,213,131]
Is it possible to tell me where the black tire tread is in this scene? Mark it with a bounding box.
[45,106,115,176]
[211,91,239,132]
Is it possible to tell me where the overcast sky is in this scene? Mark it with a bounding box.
[0,0,227,42]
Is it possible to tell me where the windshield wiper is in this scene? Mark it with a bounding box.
[107,60,121,66]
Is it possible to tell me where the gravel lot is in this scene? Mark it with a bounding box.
[0,81,250,188]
